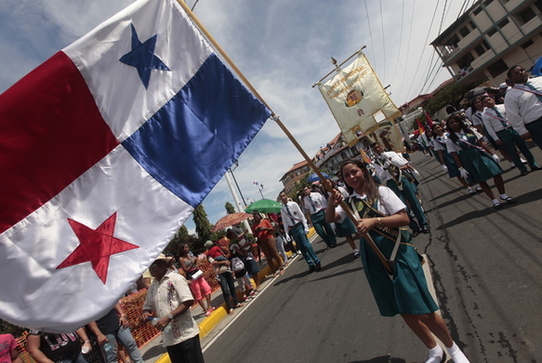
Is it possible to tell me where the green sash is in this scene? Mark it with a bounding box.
[350,196,424,267]
[351,197,400,244]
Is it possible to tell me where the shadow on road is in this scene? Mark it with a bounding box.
[348,355,406,363]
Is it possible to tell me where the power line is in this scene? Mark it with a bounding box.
[190,0,200,11]
[395,0,417,103]
[364,1,377,69]
[416,0,449,94]
[403,0,442,101]
[379,0,387,82]
[456,0,470,19]
[390,1,406,84]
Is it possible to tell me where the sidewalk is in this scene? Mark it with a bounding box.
[139,231,314,363]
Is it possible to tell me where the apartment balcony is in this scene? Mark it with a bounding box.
[484,2,507,23]
[472,9,492,32]
[470,49,497,70]
[457,28,482,50]
[504,0,530,12]
[521,16,542,34]
[487,33,509,53]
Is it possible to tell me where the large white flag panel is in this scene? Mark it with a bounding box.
[318,52,401,145]
[0,0,270,332]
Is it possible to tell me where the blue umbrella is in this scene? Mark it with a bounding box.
[307,172,330,182]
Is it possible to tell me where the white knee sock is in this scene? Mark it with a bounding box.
[446,342,470,363]
[425,344,444,363]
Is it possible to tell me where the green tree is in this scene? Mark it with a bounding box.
[193,204,213,243]
[225,201,236,214]
[287,175,310,202]
[0,319,25,336]
[424,80,483,116]
[164,225,190,257]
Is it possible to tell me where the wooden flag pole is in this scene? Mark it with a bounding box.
[177,0,393,274]
[311,46,366,88]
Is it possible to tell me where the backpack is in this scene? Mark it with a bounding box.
[231,257,245,272]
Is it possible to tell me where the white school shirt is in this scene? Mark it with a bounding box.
[432,134,448,152]
[504,77,542,135]
[482,104,510,142]
[445,129,484,154]
[303,192,328,214]
[281,201,309,232]
[372,151,410,183]
[335,186,407,225]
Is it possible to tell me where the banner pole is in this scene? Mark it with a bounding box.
[311,46,366,88]
[177,0,392,274]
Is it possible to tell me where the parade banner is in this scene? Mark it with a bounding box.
[0,0,270,332]
[369,120,406,153]
[317,52,401,145]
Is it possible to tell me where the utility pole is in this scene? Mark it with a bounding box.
[224,171,252,233]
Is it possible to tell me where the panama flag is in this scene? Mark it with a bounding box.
[0,0,270,332]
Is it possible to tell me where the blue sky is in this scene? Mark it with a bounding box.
[0,0,471,234]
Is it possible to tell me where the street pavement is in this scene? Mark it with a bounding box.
[146,145,542,362]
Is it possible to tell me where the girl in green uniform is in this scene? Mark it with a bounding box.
[326,158,469,363]
[445,114,514,209]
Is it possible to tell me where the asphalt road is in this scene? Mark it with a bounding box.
[201,146,542,363]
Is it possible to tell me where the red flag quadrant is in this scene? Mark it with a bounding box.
[317,52,401,145]
[0,0,270,332]
[58,213,139,284]
[416,118,426,134]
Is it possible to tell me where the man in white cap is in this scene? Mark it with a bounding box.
[142,254,204,362]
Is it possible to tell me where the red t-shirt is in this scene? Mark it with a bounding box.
[206,245,224,259]
[253,219,274,241]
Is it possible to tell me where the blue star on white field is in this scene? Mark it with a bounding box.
[119,24,170,89]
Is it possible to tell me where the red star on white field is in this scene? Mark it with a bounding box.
[57,212,139,283]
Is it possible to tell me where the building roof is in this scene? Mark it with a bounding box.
[279,160,309,182]
[430,10,471,45]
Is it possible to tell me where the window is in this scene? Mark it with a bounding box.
[487,59,508,78]
[519,7,536,23]
[487,27,498,36]
[483,0,493,5]
[473,7,482,15]
[459,26,470,37]
[458,53,475,69]
[474,40,490,56]
[498,18,509,28]
[521,39,534,49]
[535,0,542,13]
[448,34,460,47]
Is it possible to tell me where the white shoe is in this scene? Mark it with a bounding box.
[446,342,470,363]
[520,157,527,164]
[425,345,445,363]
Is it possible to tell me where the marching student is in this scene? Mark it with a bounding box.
[326,158,470,363]
[445,114,514,209]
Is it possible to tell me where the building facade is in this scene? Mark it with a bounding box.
[279,160,310,195]
[279,133,369,194]
[431,0,542,85]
